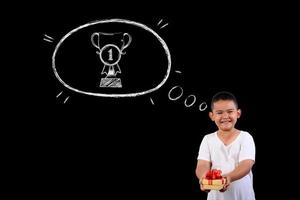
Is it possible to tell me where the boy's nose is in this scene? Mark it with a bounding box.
[222,112,229,117]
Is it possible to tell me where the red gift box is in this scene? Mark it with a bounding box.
[201,169,226,190]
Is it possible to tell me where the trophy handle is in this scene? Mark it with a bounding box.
[91,32,100,49]
[121,33,132,53]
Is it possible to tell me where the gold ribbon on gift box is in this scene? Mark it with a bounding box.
[202,178,226,185]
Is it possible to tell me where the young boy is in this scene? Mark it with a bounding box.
[196,91,256,200]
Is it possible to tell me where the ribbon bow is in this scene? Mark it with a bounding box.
[101,64,121,77]
[205,169,223,179]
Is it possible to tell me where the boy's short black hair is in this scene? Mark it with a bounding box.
[211,91,238,111]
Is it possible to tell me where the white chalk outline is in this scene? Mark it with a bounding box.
[168,85,183,101]
[44,34,54,42]
[56,91,63,98]
[157,19,168,29]
[160,23,169,29]
[150,97,155,105]
[64,96,70,104]
[184,94,196,107]
[99,44,122,66]
[199,102,208,111]
[157,19,163,26]
[52,19,171,98]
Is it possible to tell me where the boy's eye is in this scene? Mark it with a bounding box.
[228,110,236,114]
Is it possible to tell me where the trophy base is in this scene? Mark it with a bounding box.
[100,78,122,88]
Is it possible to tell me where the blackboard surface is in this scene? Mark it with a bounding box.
[3,1,298,199]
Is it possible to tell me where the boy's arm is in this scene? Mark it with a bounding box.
[222,159,254,190]
[195,159,211,191]
[195,159,211,180]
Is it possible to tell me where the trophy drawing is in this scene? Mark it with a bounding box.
[91,32,132,88]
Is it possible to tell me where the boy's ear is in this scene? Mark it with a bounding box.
[237,109,242,118]
[209,112,214,121]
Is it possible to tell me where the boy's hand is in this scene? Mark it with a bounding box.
[199,178,210,192]
[220,176,231,192]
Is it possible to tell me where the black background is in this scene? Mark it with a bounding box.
[3,1,298,200]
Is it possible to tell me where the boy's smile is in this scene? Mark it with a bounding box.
[219,119,234,131]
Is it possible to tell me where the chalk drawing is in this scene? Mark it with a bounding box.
[52,19,171,98]
[91,32,132,88]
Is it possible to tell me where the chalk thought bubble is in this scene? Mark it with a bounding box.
[52,19,171,97]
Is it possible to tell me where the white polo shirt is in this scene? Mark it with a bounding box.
[197,131,256,200]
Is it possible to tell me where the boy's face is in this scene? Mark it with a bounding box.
[209,100,241,132]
